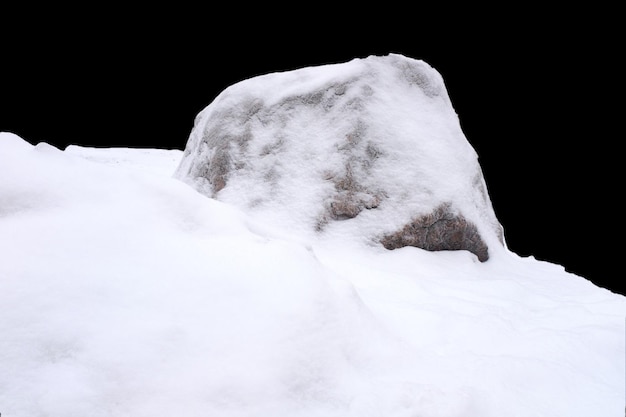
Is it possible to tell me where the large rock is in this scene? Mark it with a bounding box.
[175,54,504,261]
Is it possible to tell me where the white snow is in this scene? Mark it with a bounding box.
[1,130,624,416]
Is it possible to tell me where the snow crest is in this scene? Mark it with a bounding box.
[175,54,504,261]
[1,132,624,416]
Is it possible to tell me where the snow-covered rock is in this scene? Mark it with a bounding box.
[175,54,503,261]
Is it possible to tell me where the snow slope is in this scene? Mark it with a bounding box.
[0,131,624,416]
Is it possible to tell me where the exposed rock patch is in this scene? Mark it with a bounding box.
[381,204,489,262]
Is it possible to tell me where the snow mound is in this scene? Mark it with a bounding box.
[0,132,624,416]
[175,54,504,261]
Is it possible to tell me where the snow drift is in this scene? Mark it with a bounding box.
[1,55,625,417]
[175,54,503,261]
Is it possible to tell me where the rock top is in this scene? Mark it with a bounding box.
[175,54,504,260]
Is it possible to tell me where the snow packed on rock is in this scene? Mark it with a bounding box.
[175,54,502,261]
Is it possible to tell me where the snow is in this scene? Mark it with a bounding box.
[1,130,624,416]
[1,51,625,415]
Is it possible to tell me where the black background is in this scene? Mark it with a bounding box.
[1,10,622,295]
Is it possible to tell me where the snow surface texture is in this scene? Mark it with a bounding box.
[175,54,503,262]
[1,130,625,416]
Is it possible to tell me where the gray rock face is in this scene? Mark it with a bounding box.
[175,54,504,261]
[380,203,490,262]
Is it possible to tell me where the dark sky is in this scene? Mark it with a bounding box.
[1,13,622,295]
